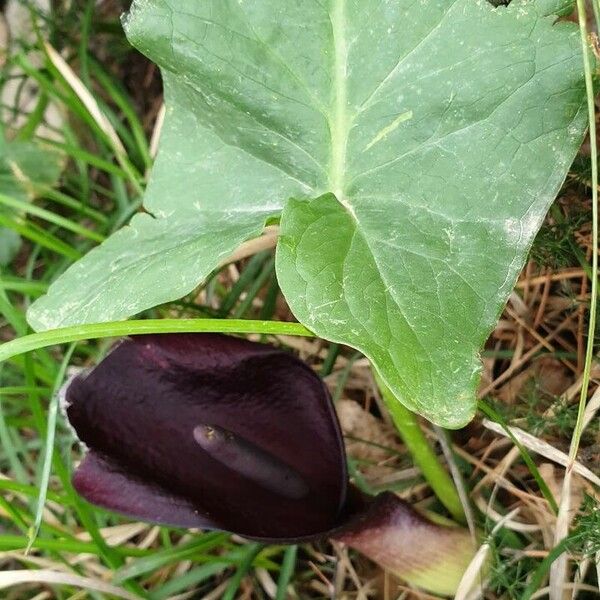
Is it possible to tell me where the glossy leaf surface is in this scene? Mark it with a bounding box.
[30,0,586,426]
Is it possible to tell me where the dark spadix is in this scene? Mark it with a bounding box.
[64,334,476,595]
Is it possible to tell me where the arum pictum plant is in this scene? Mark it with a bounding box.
[64,333,476,595]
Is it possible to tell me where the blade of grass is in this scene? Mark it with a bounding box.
[570,0,598,475]
[14,55,113,144]
[0,570,142,600]
[0,394,28,482]
[0,278,48,295]
[321,342,340,376]
[43,141,131,178]
[233,256,275,318]
[113,533,228,583]
[42,42,144,196]
[0,495,30,533]
[14,93,49,142]
[0,193,104,242]
[332,350,361,402]
[0,478,66,504]
[478,400,558,514]
[275,545,297,600]
[77,0,94,88]
[550,5,599,596]
[89,60,152,171]
[222,543,263,600]
[0,534,150,557]
[40,187,108,225]
[220,251,270,315]
[0,213,81,260]
[26,343,75,552]
[149,563,229,600]
[259,272,280,321]
[520,537,570,600]
[0,386,51,396]
[0,319,314,363]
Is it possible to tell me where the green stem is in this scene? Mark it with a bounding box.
[478,400,558,514]
[570,0,599,467]
[520,537,570,600]
[0,319,314,364]
[375,374,466,523]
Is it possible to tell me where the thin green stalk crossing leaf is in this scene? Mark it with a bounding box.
[377,375,466,522]
[0,319,313,364]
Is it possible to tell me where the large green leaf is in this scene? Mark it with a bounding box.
[276,3,588,427]
[28,0,586,426]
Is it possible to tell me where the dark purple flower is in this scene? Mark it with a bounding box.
[64,333,476,594]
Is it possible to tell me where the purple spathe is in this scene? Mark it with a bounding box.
[66,333,347,540]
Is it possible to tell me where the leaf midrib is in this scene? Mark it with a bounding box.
[329,0,352,215]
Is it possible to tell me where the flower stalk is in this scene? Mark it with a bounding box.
[376,374,466,523]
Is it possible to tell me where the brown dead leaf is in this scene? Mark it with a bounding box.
[538,463,599,525]
[536,358,572,397]
[336,400,401,479]
[496,357,572,404]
